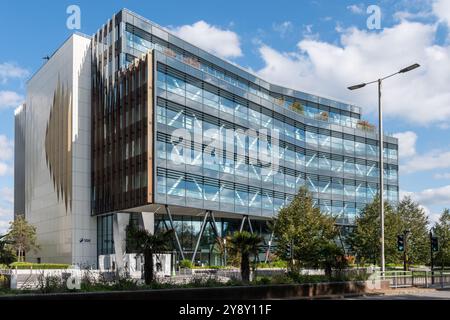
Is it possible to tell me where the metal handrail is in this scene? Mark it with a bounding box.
[374,270,450,289]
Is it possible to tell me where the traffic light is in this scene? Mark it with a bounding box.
[431,237,439,252]
[286,243,292,258]
[397,235,405,252]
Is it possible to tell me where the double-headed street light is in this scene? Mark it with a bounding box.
[347,63,420,276]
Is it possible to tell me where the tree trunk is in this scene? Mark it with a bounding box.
[144,250,154,285]
[241,252,250,283]
[325,263,332,279]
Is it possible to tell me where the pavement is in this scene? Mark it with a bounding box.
[347,287,450,300]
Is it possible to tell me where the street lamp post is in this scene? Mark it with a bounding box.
[403,229,411,272]
[348,63,420,276]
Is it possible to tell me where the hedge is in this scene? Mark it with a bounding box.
[9,262,70,270]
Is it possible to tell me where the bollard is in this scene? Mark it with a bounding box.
[10,273,17,290]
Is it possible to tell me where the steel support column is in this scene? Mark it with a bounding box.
[191,211,209,264]
[247,216,254,234]
[264,232,274,264]
[165,205,185,260]
[209,211,220,239]
[239,215,247,232]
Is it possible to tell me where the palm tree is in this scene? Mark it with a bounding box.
[228,231,262,283]
[126,226,174,285]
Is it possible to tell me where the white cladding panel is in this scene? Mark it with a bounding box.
[25,34,96,266]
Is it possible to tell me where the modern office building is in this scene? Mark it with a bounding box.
[14,9,399,267]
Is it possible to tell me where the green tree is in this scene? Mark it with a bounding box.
[126,226,174,285]
[348,196,401,266]
[271,186,345,276]
[434,209,450,269]
[228,231,261,283]
[5,217,40,262]
[397,196,429,267]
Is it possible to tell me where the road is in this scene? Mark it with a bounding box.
[349,288,450,300]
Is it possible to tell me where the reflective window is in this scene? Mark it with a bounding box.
[203,90,219,109]
[186,178,203,200]
[186,83,202,102]
[306,131,318,145]
[319,154,331,171]
[306,152,318,169]
[220,97,235,115]
[204,183,219,202]
[319,134,330,149]
[166,74,185,96]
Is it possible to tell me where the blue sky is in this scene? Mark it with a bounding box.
[1,0,450,233]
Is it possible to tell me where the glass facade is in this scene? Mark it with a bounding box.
[94,10,399,259]
[154,214,269,265]
[124,25,374,132]
[97,214,114,255]
[153,64,398,224]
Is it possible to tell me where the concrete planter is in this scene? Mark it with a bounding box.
[0,281,367,300]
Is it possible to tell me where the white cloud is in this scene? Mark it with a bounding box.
[0,91,24,110]
[401,149,450,173]
[433,172,450,179]
[400,187,447,223]
[394,10,433,22]
[255,19,450,126]
[404,185,450,206]
[393,131,417,158]
[0,62,29,84]
[347,4,365,15]
[273,21,293,38]
[0,205,12,234]
[170,21,242,59]
[0,187,13,205]
[0,135,13,161]
[433,0,450,28]
[393,131,450,174]
[0,162,12,176]
[0,135,13,177]
[0,201,12,234]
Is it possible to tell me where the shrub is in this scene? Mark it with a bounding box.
[10,262,70,269]
[270,273,295,285]
[256,277,271,285]
[111,277,139,291]
[192,265,227,270]
[0,274,9,289]
[37,274,66,293]
[179,259,194,269]
[257,259,288,269]
[185,276,224,288]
